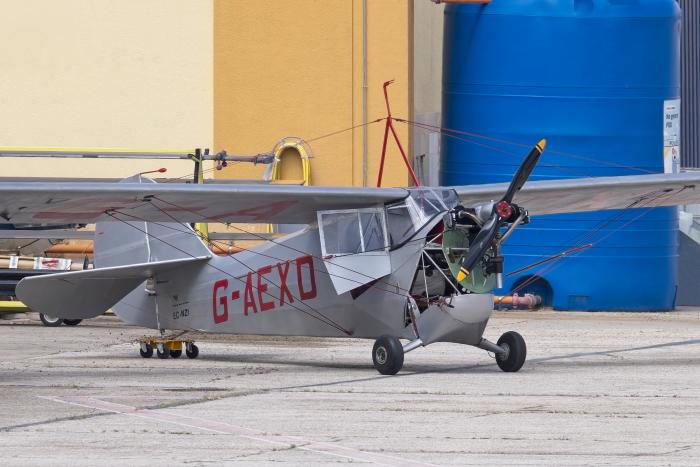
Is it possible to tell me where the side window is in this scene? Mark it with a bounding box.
[319,211,363,255]
[386,204,416,246]
[360,211,385,253]
[318,209,388,257]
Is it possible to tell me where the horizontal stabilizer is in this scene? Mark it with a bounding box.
[16,256,208,319]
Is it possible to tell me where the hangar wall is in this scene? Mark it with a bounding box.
[213,0,413,188]
[0,0,213,179]
[0,1,427,188]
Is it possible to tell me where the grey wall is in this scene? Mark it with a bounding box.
[412,0,444,186]
[680,0,700,168]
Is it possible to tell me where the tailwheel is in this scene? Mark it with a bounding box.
[496,331,527,373]
[372,335,404,375]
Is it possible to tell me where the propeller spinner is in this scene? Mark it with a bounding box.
[456,139,547,283]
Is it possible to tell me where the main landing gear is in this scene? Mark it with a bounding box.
[138,338,199,360]
[478,331,527,373]
[372,331,527,375]
[372,335,405,375]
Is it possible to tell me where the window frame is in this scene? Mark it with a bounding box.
[317,207,389,258]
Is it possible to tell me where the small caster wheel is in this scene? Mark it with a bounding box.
[496,331,527,373]
[140,343,153,358]
[185,343,199,359]
[63,319,82,326]
[156,344,170,359]
[39,313,64,327]
[372,335,404,375]
[170,349,182,358]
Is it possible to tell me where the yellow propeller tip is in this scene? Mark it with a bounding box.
[536,138,547,152]
[457,270,469,282]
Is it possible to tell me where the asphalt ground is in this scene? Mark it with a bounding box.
[1,309,699,466]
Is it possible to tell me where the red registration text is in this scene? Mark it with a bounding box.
[212,255,317,324]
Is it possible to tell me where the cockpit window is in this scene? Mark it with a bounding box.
[318,208,388,256]
[386,188,458,246]
[360,211,386,253]
[386,203,417,246]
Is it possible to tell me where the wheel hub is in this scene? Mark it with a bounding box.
[497,342,510,361]
[375,346,388,365]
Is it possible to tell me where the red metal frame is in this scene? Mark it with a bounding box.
[376,80,420,187]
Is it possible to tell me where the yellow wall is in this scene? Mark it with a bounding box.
[214,0,413,187]
[0,0,213,179]
[0,1,432,186]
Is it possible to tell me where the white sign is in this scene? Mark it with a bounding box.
[663,99,680,174]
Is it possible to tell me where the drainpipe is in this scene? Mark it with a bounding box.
[362,0,368,187]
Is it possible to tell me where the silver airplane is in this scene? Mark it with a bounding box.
[4,140,700,374]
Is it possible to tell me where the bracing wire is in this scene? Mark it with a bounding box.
[105,210,353,336]
[395,117,657,175]
[108,203,439,299]
[102,116,684,313]
[496,186,687,303]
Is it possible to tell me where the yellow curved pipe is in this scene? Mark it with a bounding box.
[269,137,312,186]
[266,137,313,233]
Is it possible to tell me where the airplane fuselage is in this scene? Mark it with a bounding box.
[113,216,494,347]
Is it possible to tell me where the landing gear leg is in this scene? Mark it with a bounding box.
[372,335,404,375]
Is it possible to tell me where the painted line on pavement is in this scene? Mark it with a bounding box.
[40,395,437,467]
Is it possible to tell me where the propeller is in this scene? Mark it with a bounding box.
[456,139,546,283]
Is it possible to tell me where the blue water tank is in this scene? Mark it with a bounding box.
[441,0,681,310]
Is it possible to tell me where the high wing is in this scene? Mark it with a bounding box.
[0,173,699,225]
[456,172,700,215]
[0,182,408,224]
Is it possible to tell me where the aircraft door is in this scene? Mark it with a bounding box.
[318,208,391,295]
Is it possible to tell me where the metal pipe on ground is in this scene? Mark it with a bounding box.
[494,294,542,309]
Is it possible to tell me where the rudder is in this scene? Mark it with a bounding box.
[94,174,211,268]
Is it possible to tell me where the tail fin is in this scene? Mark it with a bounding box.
[94,174,211,268]
[16,175,213,321]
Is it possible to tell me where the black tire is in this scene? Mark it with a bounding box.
[372,335,404,375]
[496,331,527,372]
[39,313,64,327]
[63,319,82,326]
[140,344,153,358]
[186,344,199,359]
[156,346,170,359]
[170,349,182,359]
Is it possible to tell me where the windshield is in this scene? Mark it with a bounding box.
[386,188,458,246]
